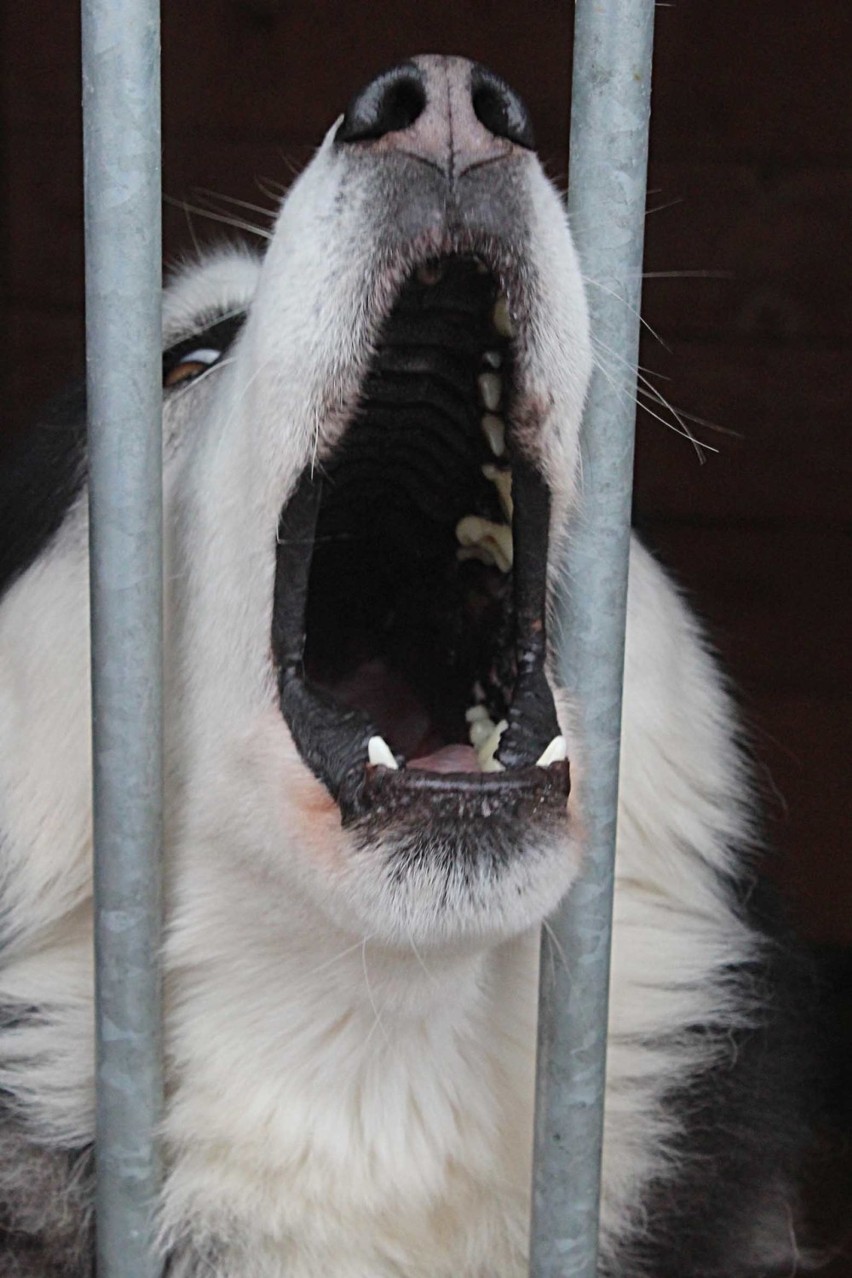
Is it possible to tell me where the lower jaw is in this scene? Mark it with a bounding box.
[336,787,579,950]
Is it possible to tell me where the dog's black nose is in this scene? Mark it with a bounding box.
[335,56,535,171]
[336,63,427,144]
[468,63,535,150]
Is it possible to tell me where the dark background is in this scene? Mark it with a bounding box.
[2,0,850,1266]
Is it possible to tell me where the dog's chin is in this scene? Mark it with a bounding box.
[313,794,580,949]
[344,841,578,950]
[215,714,577,950]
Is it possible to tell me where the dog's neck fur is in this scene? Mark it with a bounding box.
[162,868,540,1275]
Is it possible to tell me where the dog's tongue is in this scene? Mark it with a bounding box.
[408,744,480,773]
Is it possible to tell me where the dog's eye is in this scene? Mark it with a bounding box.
[162,311,247,391]
[164,347,222,388]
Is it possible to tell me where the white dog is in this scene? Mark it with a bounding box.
[0,56,811,1276]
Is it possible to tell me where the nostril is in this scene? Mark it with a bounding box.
[470,65,535,151]
[335,64,427,145]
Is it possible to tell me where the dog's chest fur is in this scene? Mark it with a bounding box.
[159,916,540,1276]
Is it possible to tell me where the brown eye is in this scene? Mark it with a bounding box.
[164,347,221,388]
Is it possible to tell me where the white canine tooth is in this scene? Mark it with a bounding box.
[481,757,506,773]
[536,736,568,768]
[482,463,513,520]
[493,295,514,337]
[481,414,506,457]
[478,372,502,412]
[455,516,513,572]
[482,349,502,369]
[465,705,490,724]
[368,736,399,769]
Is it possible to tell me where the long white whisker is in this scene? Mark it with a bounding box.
[256,176,289,199]
[567,193,683,236]
[361,939,391,1050]
[407,933,439,988]
[205,354,278,481]
[163,195,272,242]
[645,195,685,216]
[635,392,742,439]
[308,935,375,979]
[592,335,718,459]
[582,275,671,351]
[191,187,277,222]
[588,344,705,453]
[178,200,202,257]
[639,269,734,280]
[542,919,569,972]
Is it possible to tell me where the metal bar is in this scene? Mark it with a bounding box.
[82,1,163,1273]
[529,2,656,1275]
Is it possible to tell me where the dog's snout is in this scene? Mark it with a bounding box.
[335,55,535,174]
[336,63,427,144]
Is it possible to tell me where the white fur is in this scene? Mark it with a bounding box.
[0,111,766,1277]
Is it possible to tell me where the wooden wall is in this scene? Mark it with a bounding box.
[1,0,850,946]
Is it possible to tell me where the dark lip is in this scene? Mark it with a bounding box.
[340,759,570,830]
[271,244,569,824]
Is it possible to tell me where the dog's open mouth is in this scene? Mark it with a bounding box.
[272,254,570,825]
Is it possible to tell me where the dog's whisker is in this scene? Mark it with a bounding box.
[191,187,277,223]
[592,335,717,459]
[164,194,273,241]
[361,939,391,1051]
[583,275,671,351]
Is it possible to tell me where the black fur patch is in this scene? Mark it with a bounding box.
[634,880,818,1277]
[0,1127,93,1276]
[0,310,247,604]
[0,381,88,601]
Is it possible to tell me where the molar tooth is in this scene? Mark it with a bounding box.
[490,525,513,572]
[493,295,514,337]
[477,719,508,771]
[465,705,490,724]
[469,717,497,749]
[478,372,502,412]
[482,463,513,521]
[535,736,568,768]
[368,736,399,769]
[455,516,513,573]
[457,546,497,568]
[482,349,502,369]
[481,414,506,457]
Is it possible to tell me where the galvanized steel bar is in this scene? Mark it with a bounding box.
[82,0,163,1273]
[529,2,656,1275]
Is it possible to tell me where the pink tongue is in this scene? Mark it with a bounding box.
[408,744,480,773]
